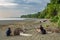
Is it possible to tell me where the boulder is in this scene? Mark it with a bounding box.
[14,28,23,36]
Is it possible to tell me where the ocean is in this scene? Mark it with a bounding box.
[0,18,40,25]
[0,18,48,25]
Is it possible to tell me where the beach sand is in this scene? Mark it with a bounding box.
[0,20,60,40]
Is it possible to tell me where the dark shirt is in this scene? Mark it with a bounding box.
[40,26,44,30]
[6,29,11,36]
[40,26,46,34]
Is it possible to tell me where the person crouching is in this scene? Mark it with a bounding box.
[40,25,46,34]
[6,28,11,36]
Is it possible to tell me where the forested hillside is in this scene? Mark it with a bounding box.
[21,0,60,27]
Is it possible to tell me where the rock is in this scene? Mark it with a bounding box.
[14,28,23,36]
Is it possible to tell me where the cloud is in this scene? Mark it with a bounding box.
[0,2,18,7]
[0,0,50,8]
[0,0,50,18]
[0,0,18,7]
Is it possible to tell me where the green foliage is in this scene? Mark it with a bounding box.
[21,12,41,18]
[57,0,60,4]
[51,16,59,22]
[21,0,60,27]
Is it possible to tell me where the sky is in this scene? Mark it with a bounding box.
[0,0,50,18]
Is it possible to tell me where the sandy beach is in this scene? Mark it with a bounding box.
[0,19,60,40]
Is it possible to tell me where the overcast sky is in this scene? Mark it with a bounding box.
[0,0,50,18]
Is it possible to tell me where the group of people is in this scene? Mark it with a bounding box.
[6,25,46,36]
